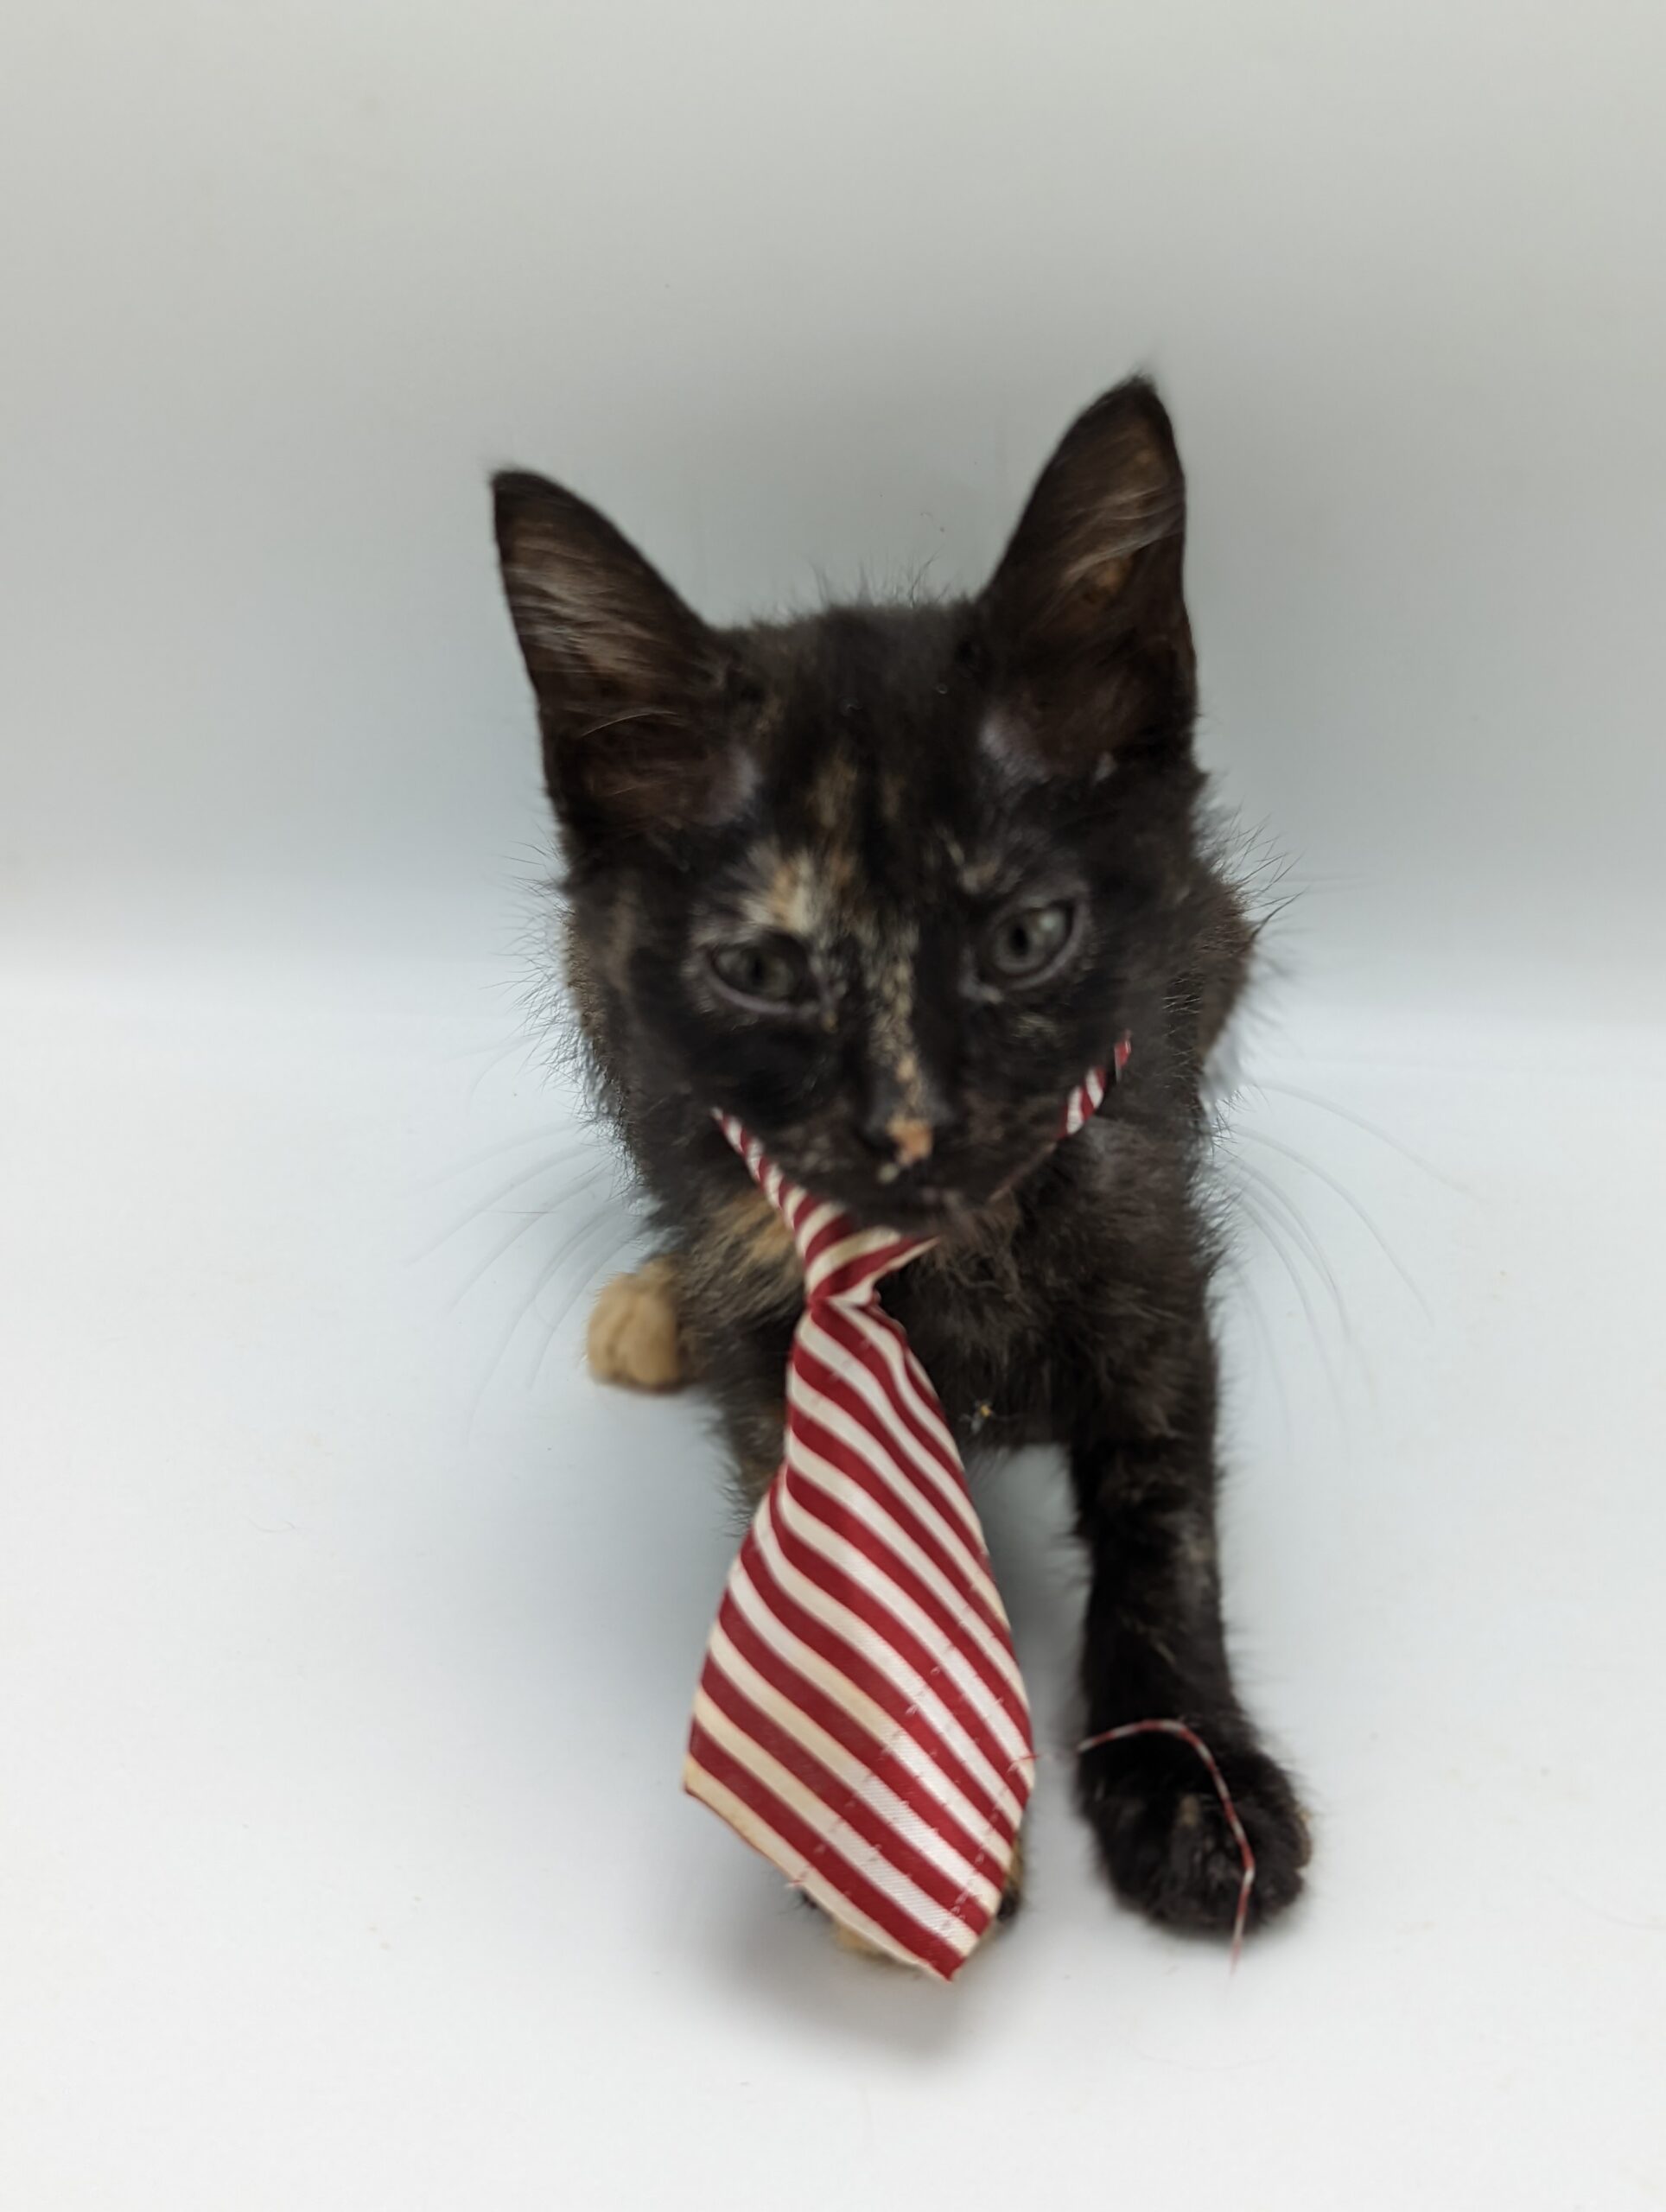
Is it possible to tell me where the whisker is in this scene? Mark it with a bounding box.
[539,1222,650,1347]
[1231,1157,1351,1341]
[1232,1185,1345,1418]
[1218,1246,1294,1454]
[469,1034,544,1102]
[445,1163,613,1310]
[435,1028,527,1066]
[527,1211,645,1391]
[1237,1127,1432,1320]
[410,1137,603,1262]
[1247,1079,1463,1192]
[467,1198,621,1427]
[414,1120,589,1192]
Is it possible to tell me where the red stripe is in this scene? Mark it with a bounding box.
[757,1499,1025,1827]
[798,1208,855,1280]
[810,1240,927,1306]
[813,1302,965,1487]
[766,1484,1027,1792]
[784,1184,817,1239]
[794,1320,969,1517]
[697,1657,992,1922]
[715,1589,998,1875]
[737,1523,1020,1844]
[684,1722,973,1980]
[780,1445,1031,1740]
[789,1348,1005,1627]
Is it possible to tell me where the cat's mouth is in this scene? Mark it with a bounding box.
[808,1141,1059,1231]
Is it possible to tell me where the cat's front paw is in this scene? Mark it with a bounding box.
[586,1258,689,1391]
[1078,1727,1309,1936]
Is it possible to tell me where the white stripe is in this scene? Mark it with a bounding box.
[783,1412,1025,1703]
[749,1501,1025,1828]
[796,1310,984,1551]
[839,1305,962,1465]
[792,1198,842,1262]
[772,1481,1033,1770]
[1084,1069,1106,1109]
[724,1560,1003,1853]
[784,1361,1002,1610]
[784,1443,1024,1715]
[705,1622,1003,1913]
[804,1224,906,1296]
[800,1309,995,1574]
[682,1756,974,1978]
[691,1688,979,1948]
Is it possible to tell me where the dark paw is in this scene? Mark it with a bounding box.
[1078,1728,1309,1936]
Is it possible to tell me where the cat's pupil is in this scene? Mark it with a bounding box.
[990,900,1071,978]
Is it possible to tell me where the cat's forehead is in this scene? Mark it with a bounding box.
[711,601,1067,937]
[746,608,975,849]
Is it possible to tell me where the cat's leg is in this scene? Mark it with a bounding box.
[587,1253,690,1391]
[1068,1367,1310,1935]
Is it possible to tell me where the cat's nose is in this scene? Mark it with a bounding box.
[855,1111,936,1167]
[853,1076,957,1170]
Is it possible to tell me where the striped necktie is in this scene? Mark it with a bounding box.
[684,1047,1126,1980]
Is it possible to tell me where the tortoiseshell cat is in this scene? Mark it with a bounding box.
[493,378,1308,1942]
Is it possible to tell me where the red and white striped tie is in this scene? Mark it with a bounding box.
[684,1046,1127,1980]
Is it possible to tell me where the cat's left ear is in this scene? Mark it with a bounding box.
[493,470,743,848]
[976,377,1196,763]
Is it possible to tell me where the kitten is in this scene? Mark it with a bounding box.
[493,378,1308,1938]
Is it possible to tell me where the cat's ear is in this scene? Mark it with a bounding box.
[977,377,1195,763]
[493,471,742,844]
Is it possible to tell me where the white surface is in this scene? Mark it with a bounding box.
[3,953,1663,2208]
[4,0,1666,2200]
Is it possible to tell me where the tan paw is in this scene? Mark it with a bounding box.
[830,1919,910,1967]
[823,1834,1025,1967]
[586,1258,688,1391]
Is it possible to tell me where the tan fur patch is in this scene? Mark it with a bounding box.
[715,1185,798,1274]
[587,1256,689,1391]
[830,1920,908,1967]
[677,1182,803,1338]
[807,750,859,838]
[885,1115,933,1166]
[764,852,814,938]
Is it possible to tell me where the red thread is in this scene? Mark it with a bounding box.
[1077,1719,1257,1970]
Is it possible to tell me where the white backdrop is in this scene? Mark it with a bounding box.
[4,6,1663,2209]
[6,0,1665,997]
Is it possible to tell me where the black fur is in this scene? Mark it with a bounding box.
[493,378,1308,1937]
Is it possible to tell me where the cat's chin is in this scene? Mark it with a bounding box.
[833,1166,1034,1236]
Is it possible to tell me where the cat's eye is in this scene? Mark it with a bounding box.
[983,899,1078,982]
[708,936,812,1009]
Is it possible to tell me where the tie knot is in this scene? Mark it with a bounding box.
[713,1114,933,1308]
[713,1057,1121,1306]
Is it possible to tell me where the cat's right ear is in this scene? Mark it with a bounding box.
[493,472,742,847]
